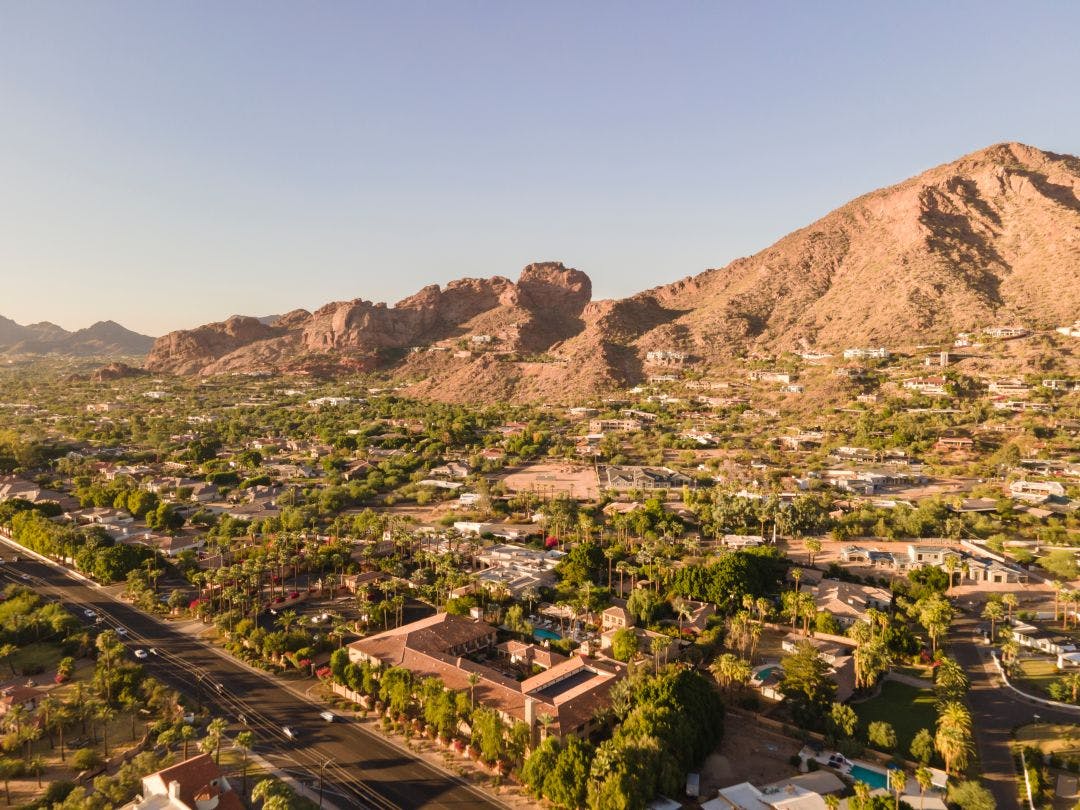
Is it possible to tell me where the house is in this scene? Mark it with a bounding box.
[599,466,693,490]
[904,376,948,396]
[723,534,766,549]
[588,418,643,434]
[814,580,892,627]
[1010,480,1067,503]
[0,685,42,717]
[1011,621,1076,657]
[348,613,624,742]
[988,379,1032,397]
[934,435,974,452]
[125,753,243,810]
[601,606,634,632]
[984,326,1030,339]
[430,461,471,480]
[842,347,889,360]
[645,350,688,365]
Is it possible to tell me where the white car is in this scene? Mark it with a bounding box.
[282,725,298,740]
[115,627,128,637]
[134,649,148,659]
[83,609,97,619]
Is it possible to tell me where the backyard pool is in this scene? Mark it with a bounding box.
[849,763,889,790]
[534,628,562,641]
[752,665,782,682]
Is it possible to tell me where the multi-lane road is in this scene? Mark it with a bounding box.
[0,538,506,810]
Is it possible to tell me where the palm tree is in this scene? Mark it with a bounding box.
[935,701,973,776]
[915,766,933,810]
[467,673,480,712]
[791,568,802,593]
[207,717,229,764]
[1002,592,1018,622]
[889,767,906,810]
[97,704,116,757]
[982,601,1004,641]
[236,730,255,795]
[180,723,198,759]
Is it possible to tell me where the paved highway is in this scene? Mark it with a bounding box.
[0,540,506,810]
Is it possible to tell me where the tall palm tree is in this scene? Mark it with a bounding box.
[914,766,933,810]
[935,701,973,776]
[1002,592,1018,622]
[889,767,906,810]
[982,601,1004,640]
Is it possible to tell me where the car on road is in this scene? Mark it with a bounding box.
[83,609,97,619]
[19,574,30,581]
[115,627,128,637]
[320,711,336,722]
[134,649,148,659]
[282,725,298,739]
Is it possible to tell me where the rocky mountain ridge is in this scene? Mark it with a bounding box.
[0,317,154,357]
[143,141,1080,401]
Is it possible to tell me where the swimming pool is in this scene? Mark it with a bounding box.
[849,764,889,791]
[534,627,561,641]
[753,665,781,681]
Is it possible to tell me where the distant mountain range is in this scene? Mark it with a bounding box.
[0,316,154,357]
[141,142,1080,400]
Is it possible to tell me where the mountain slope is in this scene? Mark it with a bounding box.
[0,317,154,357]
[144,142,1080,400]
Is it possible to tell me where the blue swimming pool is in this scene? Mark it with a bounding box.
[534,628,561,641]
[754,665,781,681]
[850,764,889,790]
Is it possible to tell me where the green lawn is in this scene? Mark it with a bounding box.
[6,641,63,676]
[1014,657,1059,700]
[854,680,938,756]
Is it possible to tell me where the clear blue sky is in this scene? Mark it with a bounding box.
[1,2,1078,336]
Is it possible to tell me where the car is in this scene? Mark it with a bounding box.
[134,649,148,659]
[115,627,128,637]
[83,609,97,619]
[282,725,298,740]
[19,574,30,581]
[149,648,158,656]
[320,711,336,723]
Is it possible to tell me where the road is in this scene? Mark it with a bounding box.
[950,615,1080,810]
[0,540,506,810]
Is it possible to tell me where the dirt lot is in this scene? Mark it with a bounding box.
[497,462,599,500]
[699,720,801,797]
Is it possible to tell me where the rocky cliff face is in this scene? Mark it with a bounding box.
[144,142,1080,400]
[145,262,593,376]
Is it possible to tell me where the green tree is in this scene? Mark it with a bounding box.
[611,628,639,663]
[780,641,836,729]
[910,728,934,765]
[868,720,897,751]
[946,779,995,810]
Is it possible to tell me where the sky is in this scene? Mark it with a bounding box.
[1,2,1079,336]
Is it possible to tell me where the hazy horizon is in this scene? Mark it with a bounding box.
[3,2,1079,335]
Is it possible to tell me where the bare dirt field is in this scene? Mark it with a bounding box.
[497,462,599,500]
[699,719,801,796]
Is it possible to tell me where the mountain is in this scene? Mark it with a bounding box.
[0,317,155,357]
[145,142,1080,400]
